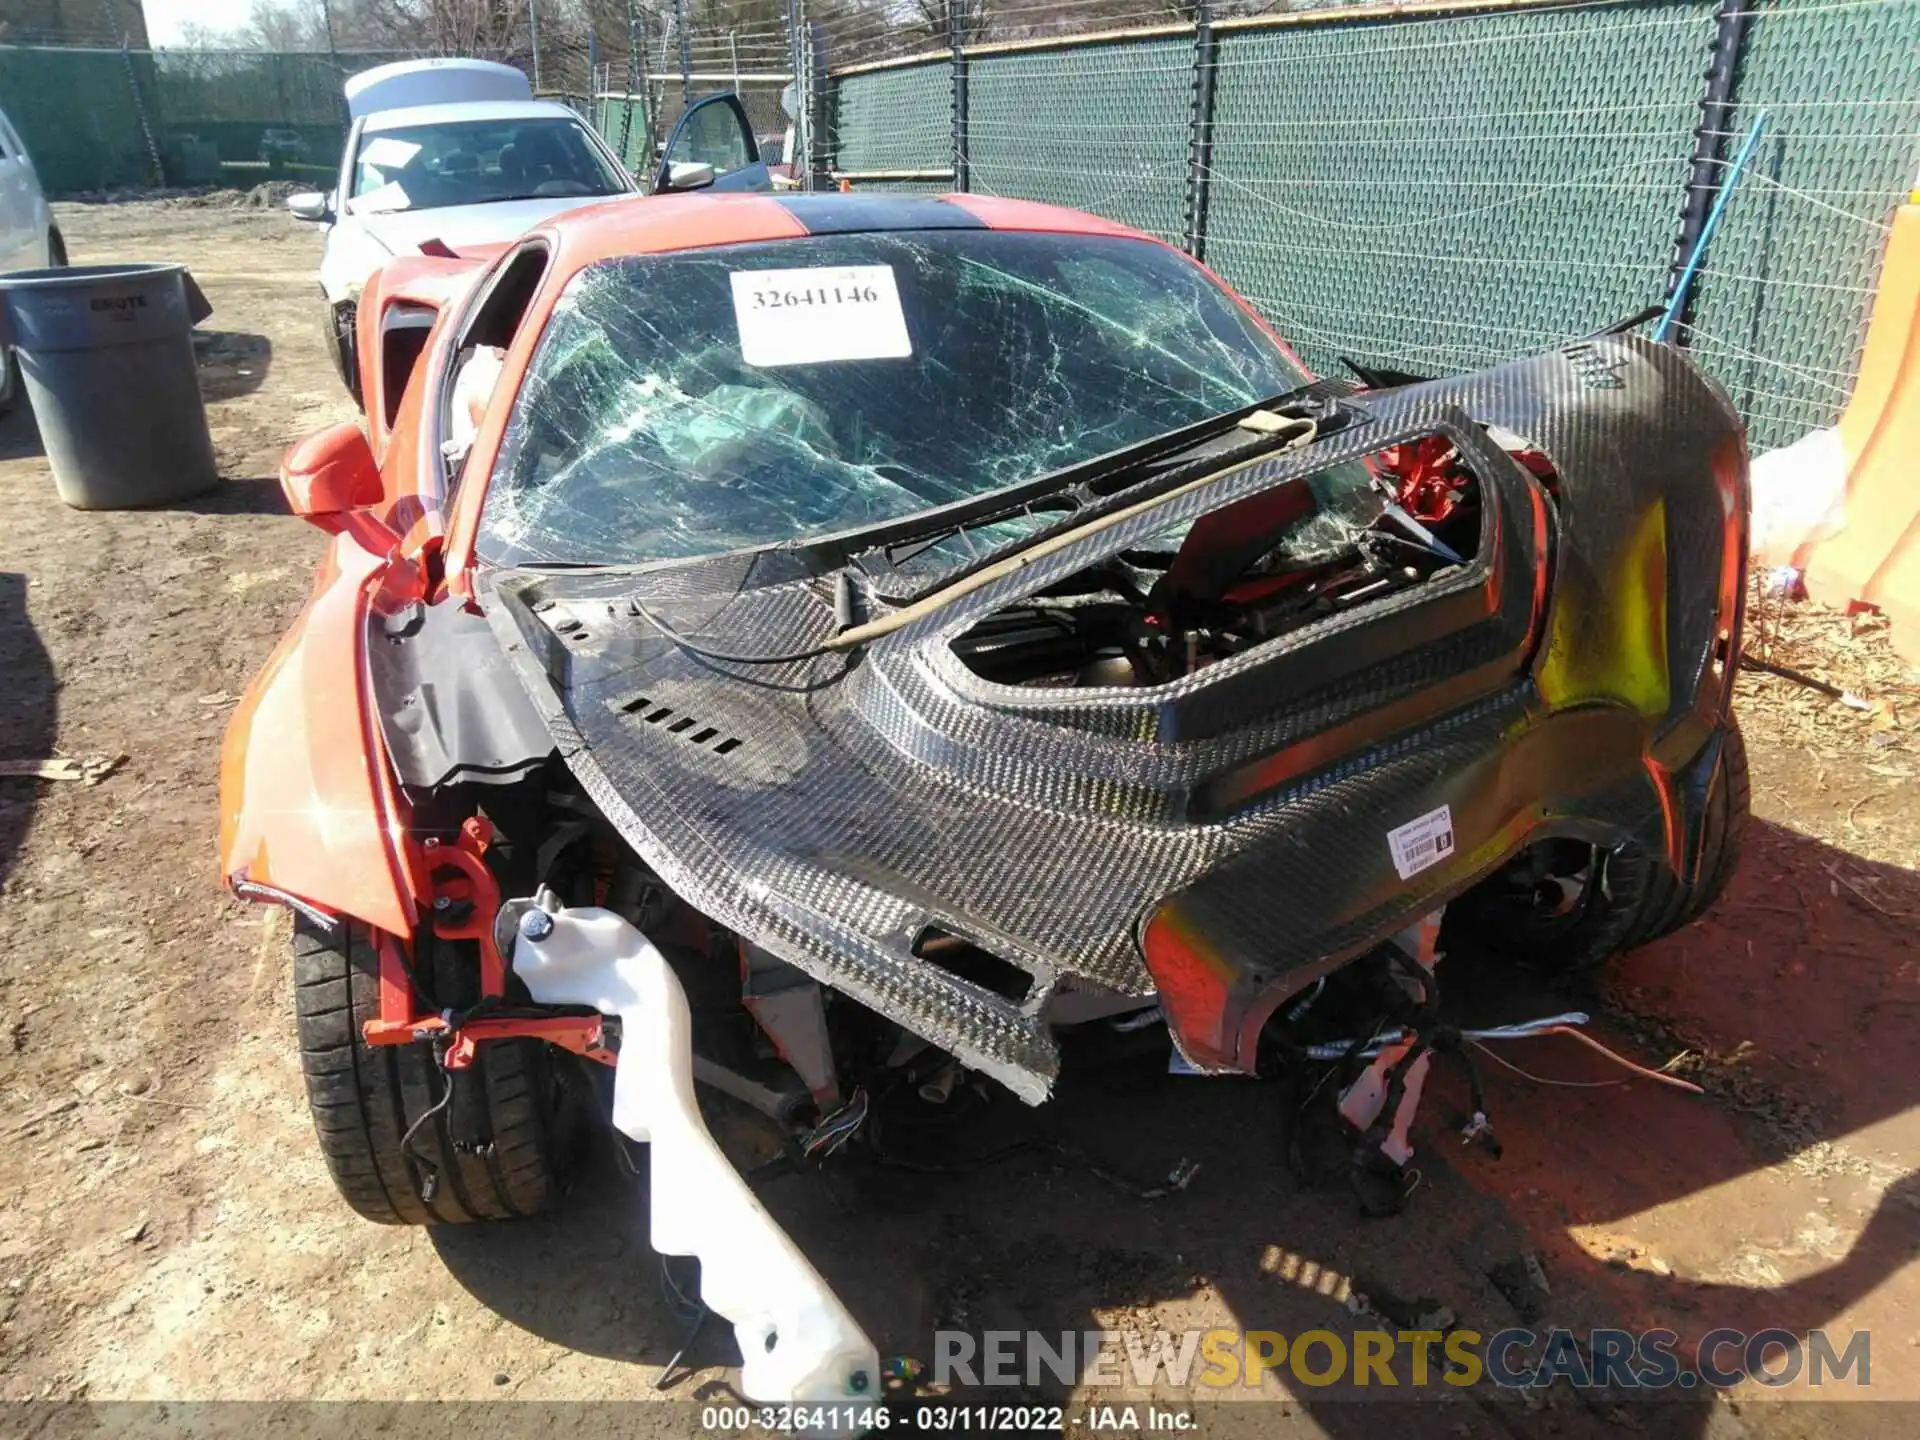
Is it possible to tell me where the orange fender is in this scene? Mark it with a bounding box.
[218,533,417,936]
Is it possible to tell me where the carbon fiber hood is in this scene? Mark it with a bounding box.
[484,335,1747,1102]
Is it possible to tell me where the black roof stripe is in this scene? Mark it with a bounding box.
[772,193,987,236]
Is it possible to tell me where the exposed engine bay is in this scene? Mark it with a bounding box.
[430,755,1703,1407]
[953,435,1487,690]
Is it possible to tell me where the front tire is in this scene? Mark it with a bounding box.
[293,917,581,1224]
[1446,721,1749,973]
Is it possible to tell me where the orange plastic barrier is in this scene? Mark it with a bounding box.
[1796,197,1920,663]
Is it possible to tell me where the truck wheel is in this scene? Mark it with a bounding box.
[293,917,582,1224]
[1446,720,1748,974]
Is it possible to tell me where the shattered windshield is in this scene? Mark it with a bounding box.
[477,230,1308,567]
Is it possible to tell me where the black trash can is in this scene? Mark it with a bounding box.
[0,262,219,509]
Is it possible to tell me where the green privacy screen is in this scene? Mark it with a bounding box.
[833,60,951,176]
[823,0,1920,450]
[1687,0,1920,448]
[967,36,1195,247]
[1205,0,1719,382]
[1,7,1913,452]
[0,45,419,192]
[594,94,651,172]
[0,46,155,192]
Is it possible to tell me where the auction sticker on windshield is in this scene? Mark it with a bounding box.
[730,265,912,368]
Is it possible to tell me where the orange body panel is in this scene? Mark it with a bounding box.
[218,533,417,935]
[224,192,1288,933]
[354,253,491,456]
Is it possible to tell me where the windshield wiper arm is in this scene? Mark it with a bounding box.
[800,385,1347,571]
[847,387,1357,588]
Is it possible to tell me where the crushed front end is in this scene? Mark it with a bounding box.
[469,334,1747,1103]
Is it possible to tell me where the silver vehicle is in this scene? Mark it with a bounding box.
[288,58,774,404]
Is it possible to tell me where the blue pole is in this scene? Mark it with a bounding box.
[1655,109,1771,343]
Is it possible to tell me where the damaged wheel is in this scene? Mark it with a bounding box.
[293,917,582,1224]
[1447,720,1748,972]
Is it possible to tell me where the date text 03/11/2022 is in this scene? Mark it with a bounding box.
[697,1404,1197,1432]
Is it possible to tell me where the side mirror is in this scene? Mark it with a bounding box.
[663,160,716,193]
[287,191,331,222]
[281,421,382,520]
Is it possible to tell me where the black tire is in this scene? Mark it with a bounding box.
[293,917,581,1224]
[1447,720,1749,974]
[325,299,363,409]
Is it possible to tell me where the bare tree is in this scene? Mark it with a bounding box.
[320,0,569,58]
[249,0,332,48]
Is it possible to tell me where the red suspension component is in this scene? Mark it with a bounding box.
[1376,434,1469,526]
[359,815,618,1068]
[423,815,508,999]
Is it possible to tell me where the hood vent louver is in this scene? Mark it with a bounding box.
[618,694,744,756]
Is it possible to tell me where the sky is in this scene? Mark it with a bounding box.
[145,0,265,46]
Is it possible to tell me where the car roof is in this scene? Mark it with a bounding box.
[534,192,1156,274]
[362,99,586,133]
[346,57,532,119]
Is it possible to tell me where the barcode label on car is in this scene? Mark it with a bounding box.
[1387,805,1455,880]
[729,265,913,368]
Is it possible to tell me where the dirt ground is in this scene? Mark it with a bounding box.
[1,199,1917,1438]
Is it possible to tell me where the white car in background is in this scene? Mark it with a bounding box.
[0,99,67,412]
[0,102,64,273]
[290,58,772,403]
[289,59,632,402]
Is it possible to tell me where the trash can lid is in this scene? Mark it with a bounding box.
[0,262,213,346]
[0,260,192,288]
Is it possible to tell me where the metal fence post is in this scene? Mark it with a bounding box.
[1664,0,1754,346]
[639,7,659,163]
[587,28,598,121]
[786,0,807,178]
[1183,1,1218,261]
[620,0,639,161]
[806,21,831,192]
[676,0,694,105]
[949,1,969,193]
[528,0,543,90]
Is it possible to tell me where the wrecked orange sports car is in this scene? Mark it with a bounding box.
[220,183,1749,1404]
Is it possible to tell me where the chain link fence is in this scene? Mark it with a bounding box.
[0,3,793,197]
[969,35,1195,241]
[0,1,1912,451]
[1687,0,1920,445]
[1203,1,1719,384]
[818,0,1920,451]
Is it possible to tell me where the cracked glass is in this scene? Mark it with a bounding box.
[477,230,1309,568]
